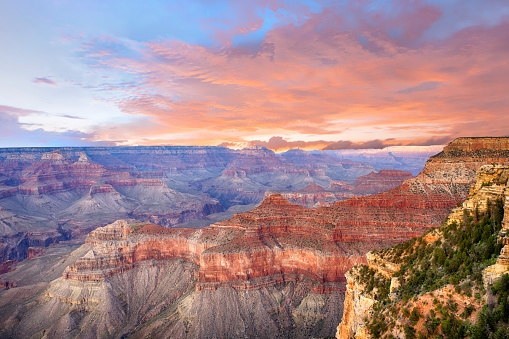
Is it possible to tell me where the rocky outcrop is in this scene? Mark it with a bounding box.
[270,170,413,207]
[350,170,413,196]
[265,184,349,207]
[336,268,376,339]
[338,161,509,339]
[336,251,403,339]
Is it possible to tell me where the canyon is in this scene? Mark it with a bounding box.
[0,145,425,263]
[269,170,414,207]
[337,162,509,338]
[1,137,509,337]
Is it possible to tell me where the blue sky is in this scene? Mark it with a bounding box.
[1,0,509,150]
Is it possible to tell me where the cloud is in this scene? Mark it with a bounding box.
[56,114,84,120]
[412,136,453,146]
[0,105,113,147]
[72,1,509,147]
[33,77,58,86]
[396,81,444,94]
[323,139,401,150]
[220,136,331,152]
[220,136,451,152]
[0,105,47,117]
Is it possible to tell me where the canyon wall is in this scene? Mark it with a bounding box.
[270,170,414,207]
[0,144,440,263]
[337,160,509,339]
[3,138,509,338]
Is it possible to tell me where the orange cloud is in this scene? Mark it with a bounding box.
[79,3,509,148]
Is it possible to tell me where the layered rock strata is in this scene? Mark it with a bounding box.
[56,138,509,294]
[61,199,368,292]
[338,162,509,339]
[349,169,413,196]
[0,145,422,263]
[326,138,509,246]
[271,169,413,207]
[197,194,367,291]
[3,138,509,338]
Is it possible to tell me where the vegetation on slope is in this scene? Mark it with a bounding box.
[355,197,509,338]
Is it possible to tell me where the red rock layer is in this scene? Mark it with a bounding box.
[61,138,509,293]
[63,220,242,281]
[63,198,368,292]
[350,169,413,195]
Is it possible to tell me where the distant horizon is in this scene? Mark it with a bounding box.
[0,142,446,154]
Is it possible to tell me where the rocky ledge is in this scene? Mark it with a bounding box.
[63,138,509,293]
[62,197,367,293]
[337,162,509,338]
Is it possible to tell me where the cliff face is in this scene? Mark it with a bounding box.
[2,216,347,338]
[324,138,509,244]
[3,138,509,338]
[336,268,376,339]
[270,170,413,207]
[60,198,367,291]
[0,145,429,263]
[198,194,367,290]
[337,161,509,338]
[4,258,344,339]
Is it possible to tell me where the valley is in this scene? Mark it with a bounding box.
[1,138,508,338]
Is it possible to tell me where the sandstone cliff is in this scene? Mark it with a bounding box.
[0,145,425,263]
[2,138,509,338]
[337,161,509,338]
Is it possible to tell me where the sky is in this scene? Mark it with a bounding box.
[1,0,509,151]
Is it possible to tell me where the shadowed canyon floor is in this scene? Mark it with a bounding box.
[1,138,509,338]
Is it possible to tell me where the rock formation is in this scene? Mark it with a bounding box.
[349,169,413,196]
[320,145,445,176]
[269,170,414,207]
[325,138,509,246]
[3,138,509,338]
[0,145,427,263]
[336,267,376,339]
[337,161,509,338]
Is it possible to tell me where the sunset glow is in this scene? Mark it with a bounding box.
[1,0,508,150]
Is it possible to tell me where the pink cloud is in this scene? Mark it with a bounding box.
[78,3,509,147]
[33,77,58,86]
[0,105,47,117]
